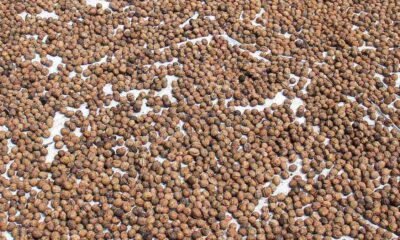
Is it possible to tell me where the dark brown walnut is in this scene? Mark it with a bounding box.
[0,0,399,239]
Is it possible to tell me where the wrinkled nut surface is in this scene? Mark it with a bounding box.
[0,0,400,239]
